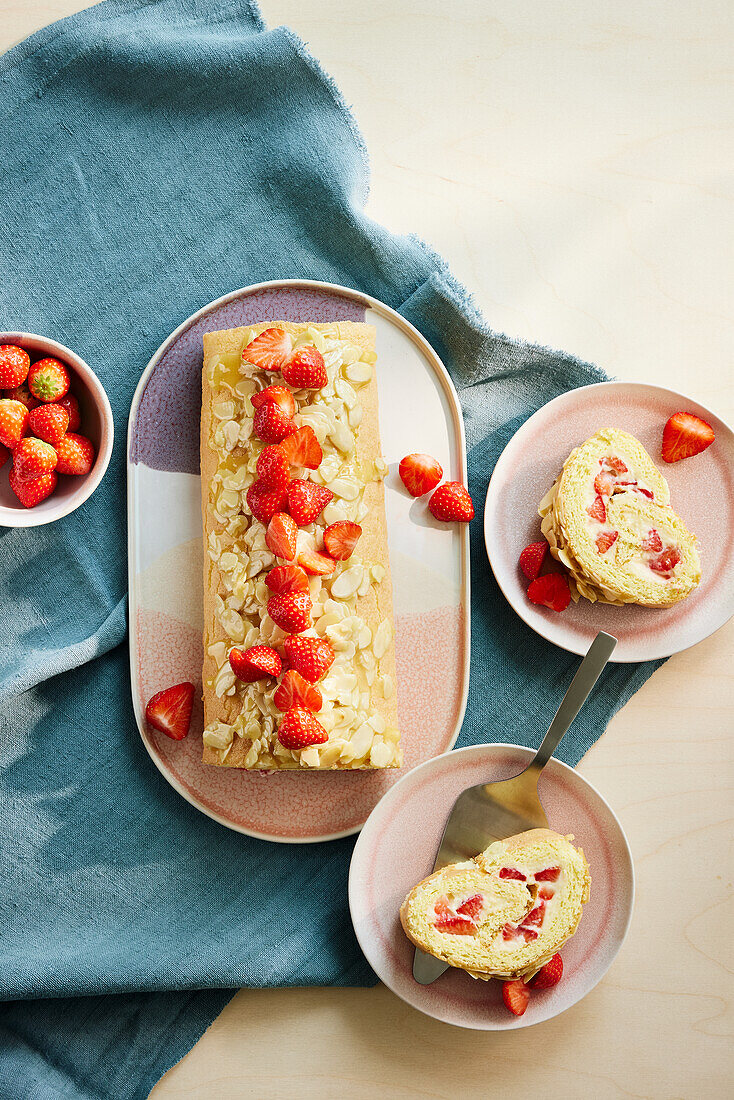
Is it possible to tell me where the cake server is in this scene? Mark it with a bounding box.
[412,629,617,985]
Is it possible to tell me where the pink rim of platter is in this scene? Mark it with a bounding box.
[349,743,635,1030]
[127,279,470,842]
[484,381,734,662]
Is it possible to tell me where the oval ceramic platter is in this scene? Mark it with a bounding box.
[128,280,470,842]
[349,743,634,1030]
[484,381,734,662]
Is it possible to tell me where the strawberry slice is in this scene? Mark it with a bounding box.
[273,669,323,713]
[287,479,333,525]
[642,529,663,552]
[428,481,474,522]
[538,886,554,901]
[456,894,483,919]
[502,979,530,1017]
[633,486,654,499]
[649,546,681,574]
[265,512,298,561]
[433,897,476,935]
[281,345,328,389]
[145,682,195,740]
[279,425,322,469]
[298,546,337,576]
[662,411,715,463]
[266,563,310,595]
[601,456,628,475]
[323,521,362,560]
[251,385,296,417]
[501,923,517,941]
[523,904,545,927]
[534,866,560,882]
[267,590,312,634]
[246,480,288,525]
[593,472,615,497]
[398,453,443,497]
[530,953,564,990]
[499,867,527,881]
[519,927,539,941]
[241,327,293,373]
[283,635,335,683]
[527,573,571,612]
[277,705,329,750]
[519,541,548,581]
[229,645,282,683]
[595,530,618,554]
[253,403,297,444]
[587,494,606,522]
[256,445,289,490]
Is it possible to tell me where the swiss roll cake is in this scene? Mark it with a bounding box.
[539,428,700,607]
[400,828,590,982]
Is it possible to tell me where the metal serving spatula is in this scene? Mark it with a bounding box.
[412,630,617,985]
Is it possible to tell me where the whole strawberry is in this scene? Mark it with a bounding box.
[9,466,57,507]
[4,383,40,412]
[429,481,474,522]
[267,590,312,634]
[55,432,95,475]
[229,645,282,683]
[246,480,289,525]
[0,344,30,388]
[282,345,328,389]
[0,444,9,470]
[0,399,30,450]
[13,437,57,483]
[28,357,70,403]
[277,706,329,750]
[256,444,289,490]
[28,403,69,445]
[253,402,297,444]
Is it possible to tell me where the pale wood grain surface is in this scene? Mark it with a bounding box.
[2,1,732,1097]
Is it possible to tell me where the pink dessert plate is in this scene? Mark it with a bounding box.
[349,742,634,1030]
[127,279,470,842]
[484,381,734,661]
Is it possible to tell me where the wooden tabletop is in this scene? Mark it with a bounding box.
[4,2,732,1096]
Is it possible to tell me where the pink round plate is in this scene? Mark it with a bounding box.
[484,381,734,661]
[127,280,470,841]
[349,743,634,1030]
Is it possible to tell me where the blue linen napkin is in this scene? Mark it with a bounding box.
[0,2,662,1096]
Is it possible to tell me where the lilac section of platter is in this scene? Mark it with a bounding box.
[130,286,366,474]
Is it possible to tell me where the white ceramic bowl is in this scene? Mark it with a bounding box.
[0,332,114,527]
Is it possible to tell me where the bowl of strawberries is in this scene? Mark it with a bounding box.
[0,332,113,526]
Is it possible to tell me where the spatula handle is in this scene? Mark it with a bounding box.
[530,631,617,774]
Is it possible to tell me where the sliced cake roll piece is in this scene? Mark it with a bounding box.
[400,829,590,982]
[539,428,700,606]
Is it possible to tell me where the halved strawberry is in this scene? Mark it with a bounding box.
[428,481,474,522]
[9,467,57,507]
[398,453,443,497]
[287,479,333,525]
[265,512,298,561]
[277,706,328,750]
[241,327,293,373]
[649,546,682,574]
[662,411,715,463]
[273,669,323,712]
[281,345,327,389]
[229,645,282,683]
[145,682,195,740]
[587,495,606,522]
[642,529,663,552]
[251,385,296,418]
[267,590,312,634]
[530,953,564,990]
[256,444,289,490]
[595,530,618,554]
[279,425,322,469]
[253,403,297,444]
[527,573,571,612]
[534,867,560,882]
[502,979,530,1017]
[266,563,310,595]
[323,521,361,560]
[519,541,548,581]
[283,635,335,683]
[246,480,288,525]
[297,546,337,576]
[499,867,527,881]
